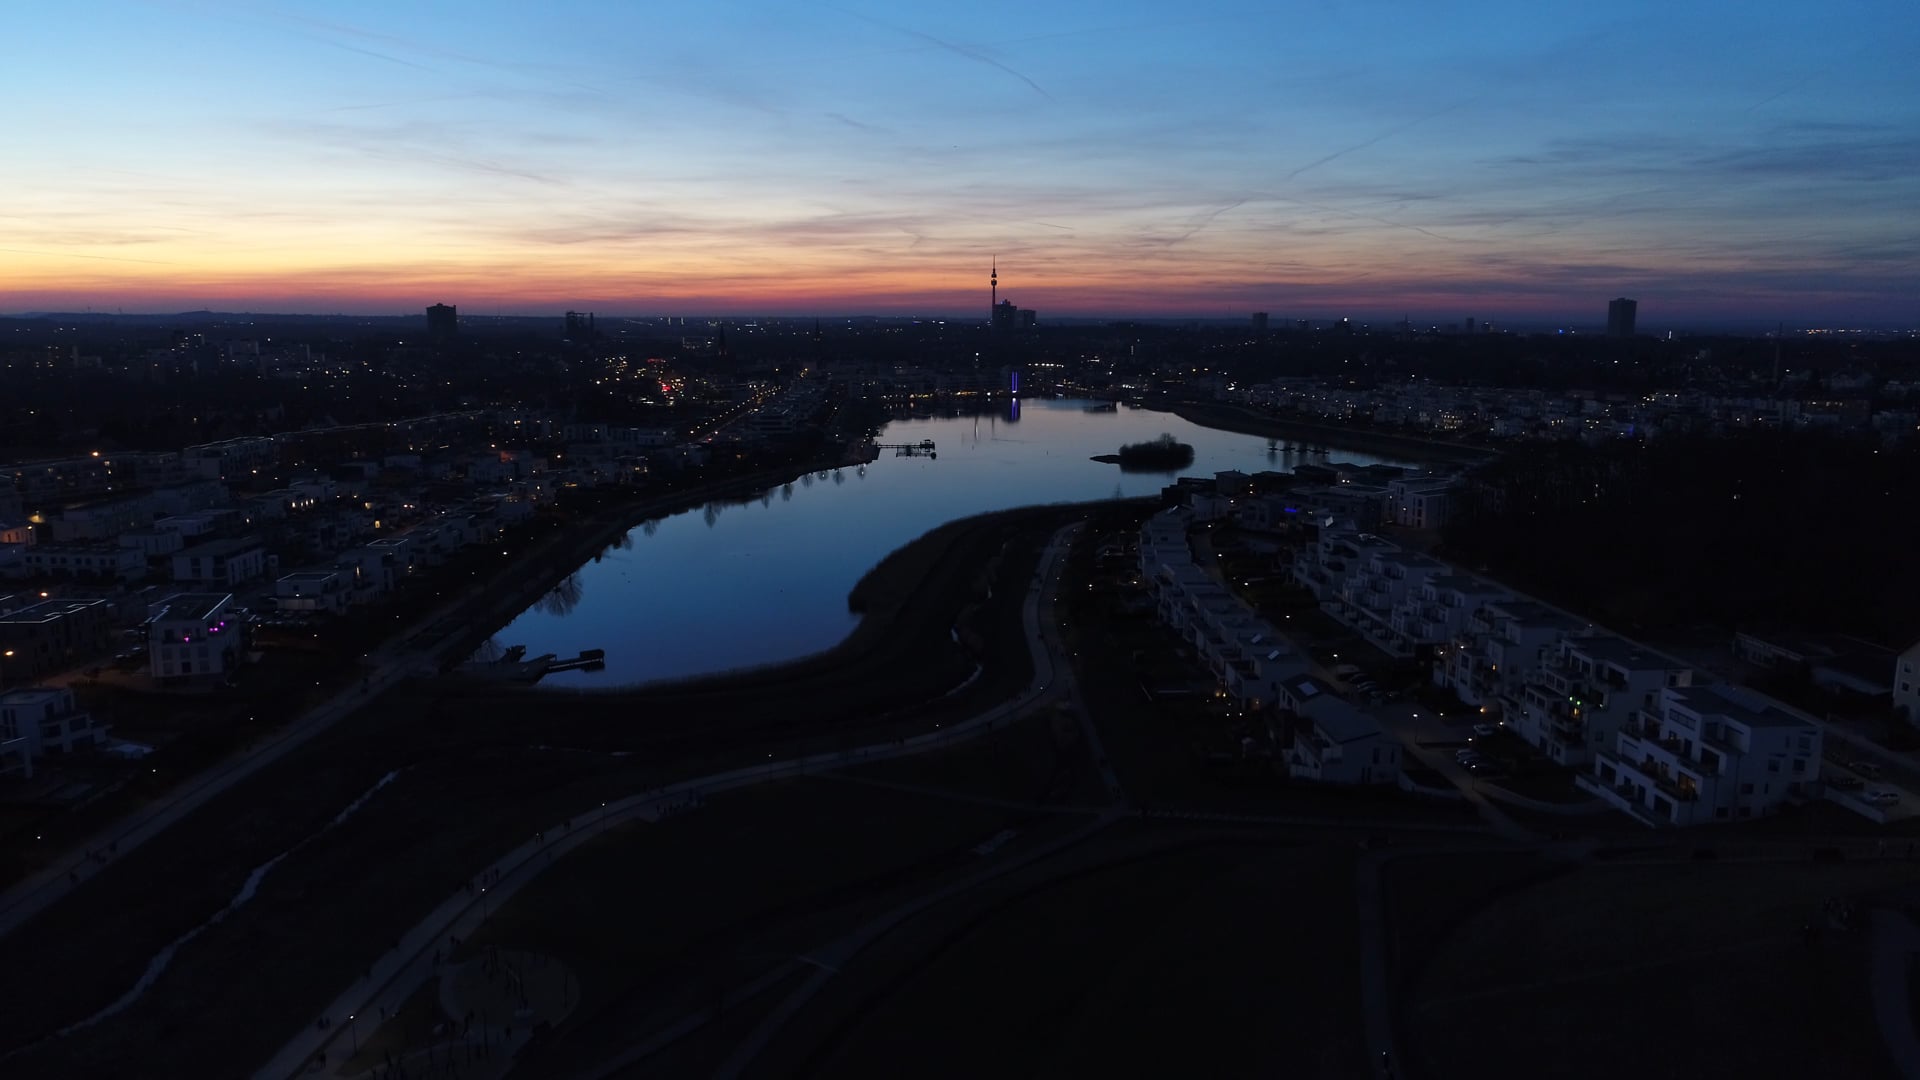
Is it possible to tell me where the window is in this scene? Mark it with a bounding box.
[1767,760,1780,773]
[1739,782,1754,795]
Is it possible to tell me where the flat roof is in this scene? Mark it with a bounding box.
[0,598,111,625]
[150,592,232,623]
[0,688,68,706]
[1311,699,1384,742]
[1573,635,1685,671]
[1671,684,1811,729]
[176,535,264,557]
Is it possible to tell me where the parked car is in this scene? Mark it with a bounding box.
[1864,790,1900,806]
[1472,723,1499,738]
[1826,776,1865,791]
[1454,749,1484,764]
[1852,761,1884,779]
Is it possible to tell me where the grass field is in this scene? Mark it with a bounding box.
[0,506,1075,1079]
[466,775,1070,1077]
[755,826,1365,1080]
[1408,858,1920,1079]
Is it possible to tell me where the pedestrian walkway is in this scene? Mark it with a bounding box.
[255,525,1082,1080]
[1871,908,1920,1080]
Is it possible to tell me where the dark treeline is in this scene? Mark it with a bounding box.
[1440,428,1920,646]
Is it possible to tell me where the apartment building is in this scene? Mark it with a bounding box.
[1582,683,1821,826]
[275,570,350,615]
[1433,599,1586,710]
[0,686,104,779]
[24,544,148,582]
[1387,477,1455,530]
[48,493,158,542]
[1500,635,1693,767]
[1290,522,1397,603]
[1323,548,1447,657]
[1388,573,1510,657]
[171,536,269,587]
[1899,639,1920,725]
[148,593,244,682]
[1276,674,1400,785]
[0,599,114,683]
[1139,508,1306,710]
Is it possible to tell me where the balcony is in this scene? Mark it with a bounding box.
[1651,772,1700,803]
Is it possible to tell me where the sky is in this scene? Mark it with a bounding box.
[3,0,1918,324]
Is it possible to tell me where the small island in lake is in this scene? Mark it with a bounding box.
[1093,433,1196,471]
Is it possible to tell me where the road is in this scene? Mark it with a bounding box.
[0,472,816,944]
[256,521,1091,1080]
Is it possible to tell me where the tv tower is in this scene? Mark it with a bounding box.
[990,257,998,320]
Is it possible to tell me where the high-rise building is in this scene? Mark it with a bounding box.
[1251,311,1269,334]
[1607,298,1637,338]
[426,303,458,340]
[1465,317,1476,335]
[564,311,596,341]
[993,300,1019,333]
[990,260,1030,333]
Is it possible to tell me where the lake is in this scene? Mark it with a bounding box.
[487,400,1419,687]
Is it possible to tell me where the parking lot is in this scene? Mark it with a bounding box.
[1822,757,1919,823]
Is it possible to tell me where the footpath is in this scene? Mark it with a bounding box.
[254,524,1081,1079]
[0,464,841,945]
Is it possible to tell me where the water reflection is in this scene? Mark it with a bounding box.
[492,399,1421,688]
[534,572,585,617]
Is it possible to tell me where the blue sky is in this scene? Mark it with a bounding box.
[2,0,1917,323]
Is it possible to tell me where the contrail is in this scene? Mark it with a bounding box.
[1285,99,1474,181]
[831,5,1052,99]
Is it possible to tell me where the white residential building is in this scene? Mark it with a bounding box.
[1277,674,1400,784]
[119,529,185,558]
[1387,476,1455,529]
[1387,573,1510,656]
[1433,599,1587,710]
[275,570,350,615]
[24,544,148,582]
[47,494,158,542]
[1289,521,1396,603]
[148,592,244,682]
[171,537,268,587]
[1500,635,1693,767]
[1899,639,1920,725]
[0,686,104,779]
[1581,683,1821,826]
[1324,548,1447,656]
[1138,508,1306,709]
[336,537,413,602]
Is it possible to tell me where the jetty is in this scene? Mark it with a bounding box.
[455,646,605,683]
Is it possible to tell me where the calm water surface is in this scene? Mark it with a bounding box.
[491,401,1418,687]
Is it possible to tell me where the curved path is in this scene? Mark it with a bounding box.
[0,505,623,941]
[255,522,1088,1079]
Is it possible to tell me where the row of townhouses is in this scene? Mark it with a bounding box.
[1221,378,1917,445]
[1289,515,1827,825]
[1138,506,1400,786]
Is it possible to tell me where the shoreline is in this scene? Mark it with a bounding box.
[1161,401,1498,464]
[437,455,864,669]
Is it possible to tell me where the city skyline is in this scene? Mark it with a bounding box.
[4,1,1918,323]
